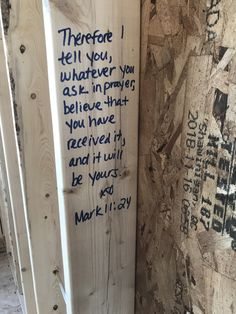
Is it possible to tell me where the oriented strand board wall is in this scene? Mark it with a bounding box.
[137,1,236,313]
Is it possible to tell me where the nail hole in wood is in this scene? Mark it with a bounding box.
[31,93,36,99]
[20,45,26,54]
[53,305,58,311]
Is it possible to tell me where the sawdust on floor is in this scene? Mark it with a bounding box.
[0,252,22,314]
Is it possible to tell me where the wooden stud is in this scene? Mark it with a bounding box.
[5,0,66,312]
[0,9,38,312]
[42,0,140,312]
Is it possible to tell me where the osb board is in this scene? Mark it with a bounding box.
[136,1,236,313]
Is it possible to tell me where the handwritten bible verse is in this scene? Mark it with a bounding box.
[57,26,136,224]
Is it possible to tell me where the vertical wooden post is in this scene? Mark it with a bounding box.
[0,141,12,255]
[5,1,66,313]
[42,0,140,313]
[0,133,22,296]
[0,8,37,312]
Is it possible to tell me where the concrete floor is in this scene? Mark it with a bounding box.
[0,243,22,314]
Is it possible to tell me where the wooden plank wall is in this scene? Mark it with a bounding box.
[42,0,140,313]
[137,1,236,313]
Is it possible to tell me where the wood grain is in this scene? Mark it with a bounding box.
[43,0,140,312]
[5,0,66,313]
[0,133,22,299]
[136,1,236,313]
[0,8,37,312]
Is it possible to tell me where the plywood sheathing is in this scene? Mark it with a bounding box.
[137,1,236,313]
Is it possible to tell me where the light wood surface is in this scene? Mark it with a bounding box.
[0,133,23,299]
[5,0,66,313]
[136,1,236,313]
[43,0,140,313]
[0,8,37,313]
